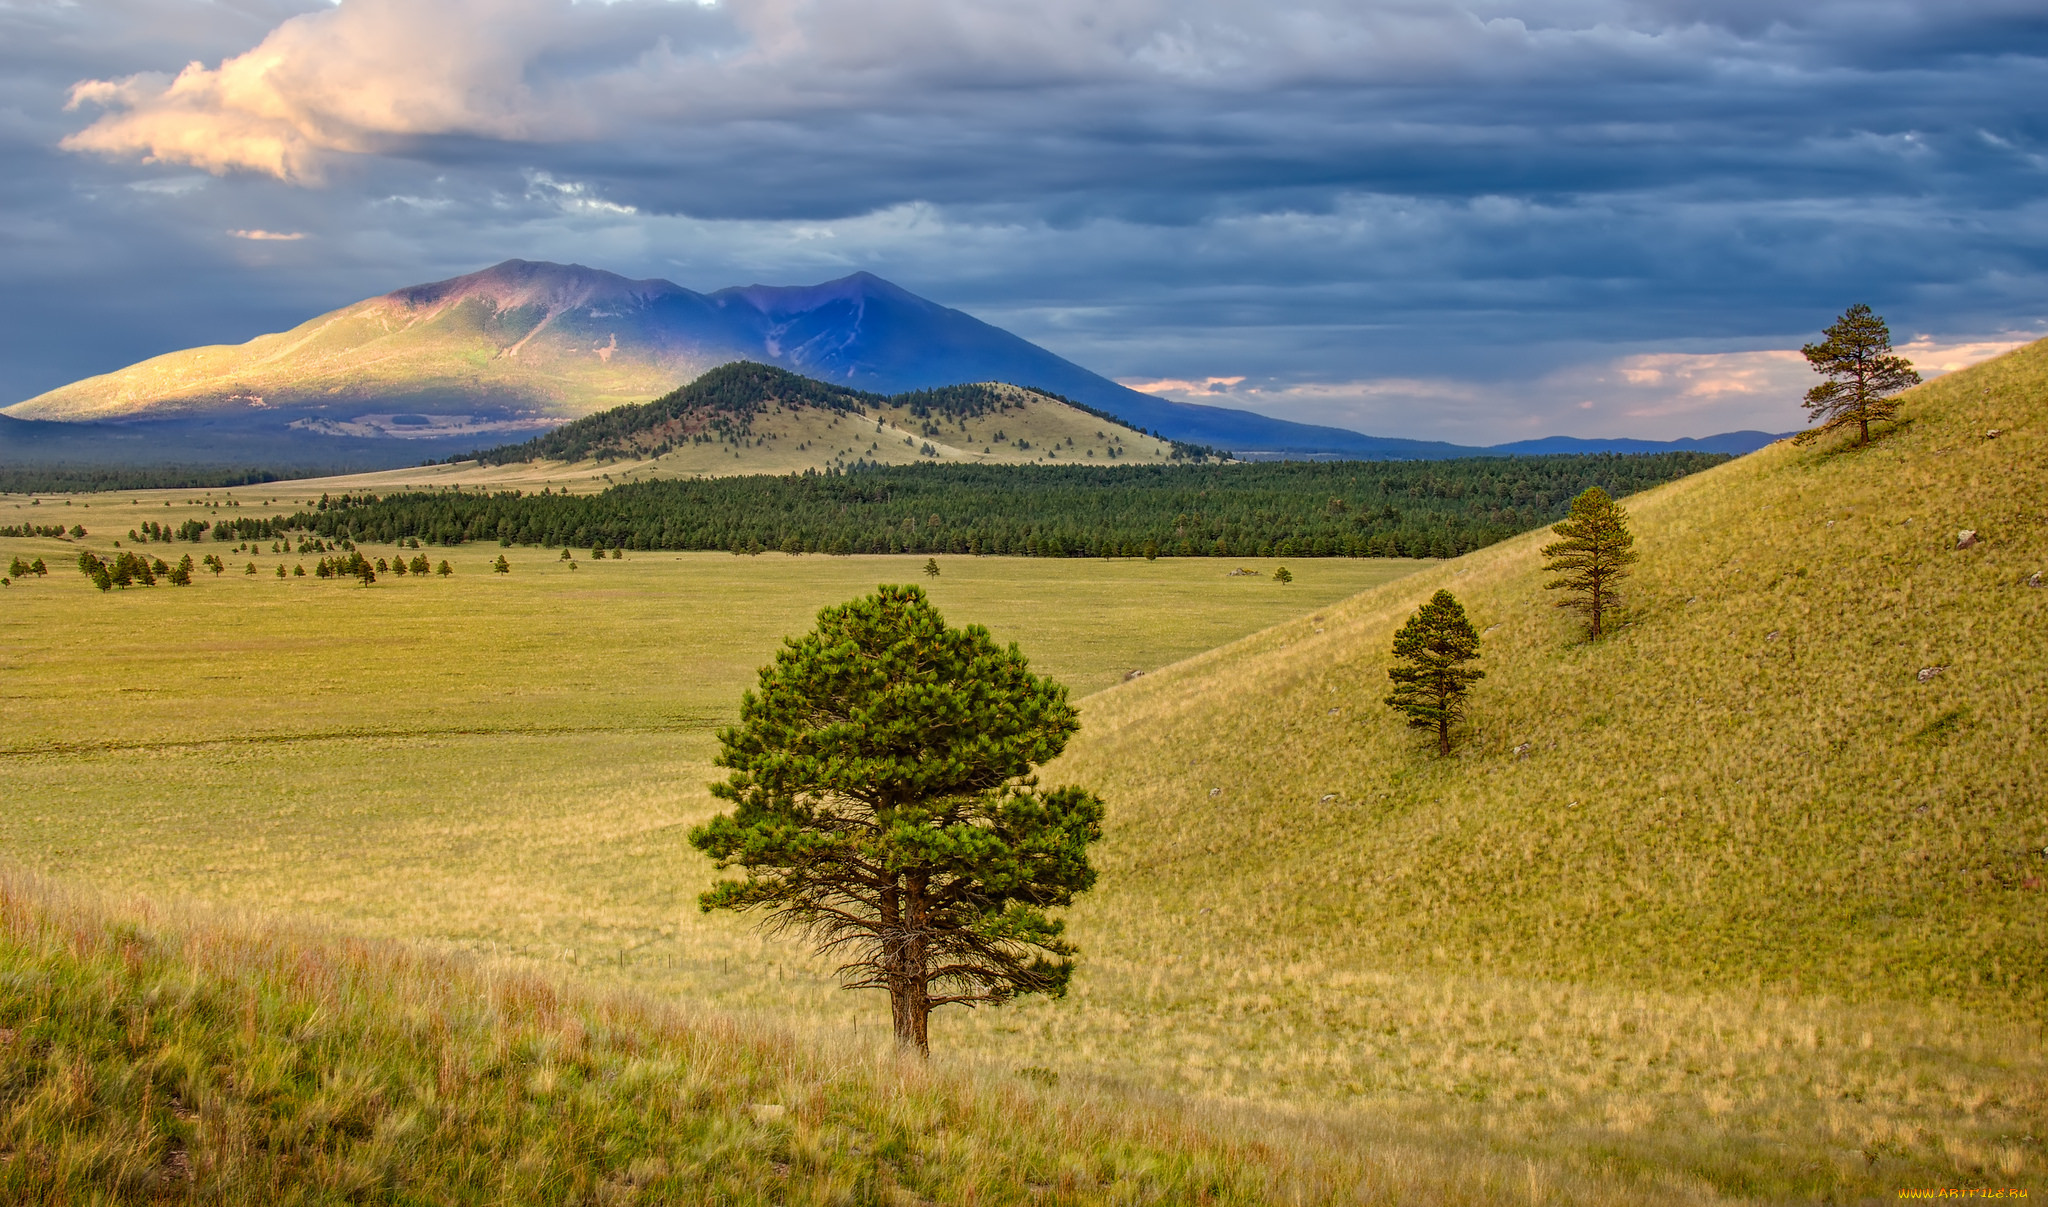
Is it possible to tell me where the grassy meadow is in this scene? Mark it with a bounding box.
[2,340,2045,1203]
[9,868,1637,1206]
[0,538,1422,1049]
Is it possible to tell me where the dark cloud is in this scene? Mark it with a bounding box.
[2,0,2044,440]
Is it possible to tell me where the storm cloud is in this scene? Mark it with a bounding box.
[6,0,2046,441]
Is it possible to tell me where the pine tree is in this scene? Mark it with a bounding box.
[1795,304,1921,447]
[923,557,941,577]
[690,585,1104,1056]
[1272,566,1293,584]
[1542,486,1638,639]
[1384,589,1485,756]
[492,555,510,574]
[437,560,453,577]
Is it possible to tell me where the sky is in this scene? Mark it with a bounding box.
[3,0,2045,444]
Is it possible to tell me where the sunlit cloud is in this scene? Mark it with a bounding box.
[1123,375,1243,396]
[227,229,307,241]
[1120,335,2035,444]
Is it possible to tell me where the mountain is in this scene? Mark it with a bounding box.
[4,260,1785,460]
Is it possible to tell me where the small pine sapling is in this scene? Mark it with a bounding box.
[1384,589,1485,756]
[1272,566,1293,584]
[923,557,940,577]
[492,555,510,574]
[1542,486,1638,639]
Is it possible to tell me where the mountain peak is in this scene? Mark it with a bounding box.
[383,259,686,315]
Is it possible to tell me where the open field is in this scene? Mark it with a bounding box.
[0,548,1422,1066]
[2,343,2045,1202]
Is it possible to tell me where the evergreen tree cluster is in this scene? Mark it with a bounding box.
[75,550,194,590]
[0,466,298,494]
[289,454,1724,560]
[6,556,48,578]
[0,523,83,540]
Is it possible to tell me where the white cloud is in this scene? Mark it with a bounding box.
[1123,335,2036,444]
[227,229,308,240]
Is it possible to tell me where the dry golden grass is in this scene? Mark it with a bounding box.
[2,342,2043,1200]
[1015,340,2047,1198]
[2,868,1751,1205]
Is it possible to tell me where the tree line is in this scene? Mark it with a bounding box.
[286,454,1726,560]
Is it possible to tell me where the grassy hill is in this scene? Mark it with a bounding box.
[1012,337,2047,1195]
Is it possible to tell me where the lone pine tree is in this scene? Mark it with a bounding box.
[1796,304,1921,447]
[1384,589,1484,756]
[689,584,1104,1056]
[1542,486,1638,639]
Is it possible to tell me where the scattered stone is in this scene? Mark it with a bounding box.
[1567,800,1579,809]
[1957,530,1979,549]
[1320,793,1337,803]
[1513,742,1532,759]
[1766,630,1780,641]
[1122,668,1145,682]
[2027,572,2043,588]
[1916,666,1946,684]
[1986,429,2003,439]
[1327,707,1340,715]
[1208,787,1222,798]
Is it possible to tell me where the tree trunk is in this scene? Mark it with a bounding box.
[886,875,933,1056]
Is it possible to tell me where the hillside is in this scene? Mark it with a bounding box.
[1,869,1524,1206]
[461,361,1196,473]
[1010,336,2047,1193]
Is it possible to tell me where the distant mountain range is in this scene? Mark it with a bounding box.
[1,260,1789,465]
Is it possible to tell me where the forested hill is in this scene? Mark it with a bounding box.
[294,454,1727,559]
[466,362,877,464]
[463,362,1194,467]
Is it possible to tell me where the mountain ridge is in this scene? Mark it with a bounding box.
[5,260,1791,459]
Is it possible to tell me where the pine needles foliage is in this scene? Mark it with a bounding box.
[1795,304,1922,447]
[1541,486,1638,639]
[1383,589,1484,756]
[689,585,1105,1055]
